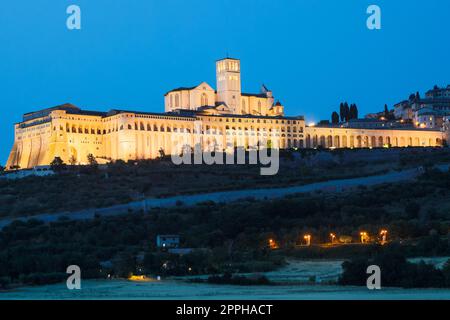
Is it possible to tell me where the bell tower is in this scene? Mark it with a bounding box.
[216,58,241,114]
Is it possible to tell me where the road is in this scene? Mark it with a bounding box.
[0,164,448,229]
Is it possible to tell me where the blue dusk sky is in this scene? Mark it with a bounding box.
[1,0,450,164]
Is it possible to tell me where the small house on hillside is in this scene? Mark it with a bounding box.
[156,235,180,249]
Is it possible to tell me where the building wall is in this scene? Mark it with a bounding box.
[304,126,444,148]
[6,108,446,170]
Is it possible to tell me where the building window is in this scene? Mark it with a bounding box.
[201,93,208,106]
[175,94,180,108]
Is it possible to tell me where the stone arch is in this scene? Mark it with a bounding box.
[350,136,355,148]
[327,135,333,148]
[393,137,399,147]
[313,135,318,148]
[356,136,362,148]
[386,137,391,146]
[334,135,340,148]
[363,136,369,148]
[371,136,376,148]
[378,136,384,147]
[319,135,326,147]
[306,134,311,148]
[408,137,413,147]
[342,136,348,148]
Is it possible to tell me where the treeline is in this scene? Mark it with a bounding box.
[331,102,359,124]
[340,246,450,288]
[1,167,450,288]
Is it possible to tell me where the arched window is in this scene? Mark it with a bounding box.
[258,101,262,114]
[175,94,180,108]
[242,100,246,113]
[170,95,173,108]
[201,93,208,106]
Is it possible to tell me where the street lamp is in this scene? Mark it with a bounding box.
[330,233,336,244]
[360,232,369,244]
[269,238,277,249]
[304,234,311,246]
[380,229,388,245]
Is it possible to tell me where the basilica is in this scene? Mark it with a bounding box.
[5,58,446,170]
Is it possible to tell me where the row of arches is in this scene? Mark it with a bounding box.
[305,134,442,148]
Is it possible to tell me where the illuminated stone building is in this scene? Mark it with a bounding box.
[5,58,446,170]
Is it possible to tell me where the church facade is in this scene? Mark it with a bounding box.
[5,58,446,170]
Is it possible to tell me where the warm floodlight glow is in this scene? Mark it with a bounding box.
[380,229,388,245]
[304,234,311,246]
[330,233,336,243]
[360,231,369,244]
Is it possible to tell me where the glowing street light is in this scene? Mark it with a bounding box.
[330,233,336,244]
[268,238,278,249]
[360,232,369,244]
[380,229,388,245]
[304,234,311,246]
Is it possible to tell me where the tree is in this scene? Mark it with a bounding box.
[50,157,66,172]
[0,165,4,173]
[87,154,98,167]
[331,111,340,124]
[349,104,359,120]
[405,201,421,219]
[384,104,389,119]
[339,103,345,122]
[343,102,350,121]
[69,155,77,166]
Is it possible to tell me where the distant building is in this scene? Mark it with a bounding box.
[156,235,180,249]
[394,85,450,129]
